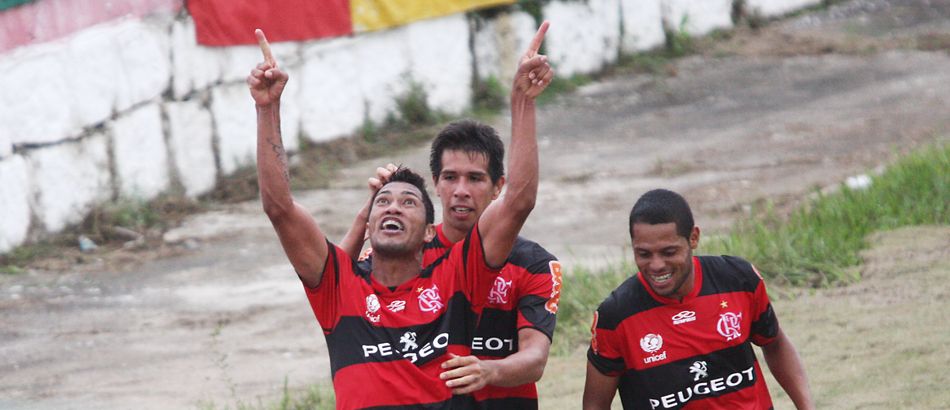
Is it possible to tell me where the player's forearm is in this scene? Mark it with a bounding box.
[257,103,294,219]
[504,90,539,218]
[484,347,547,387]
[763,333,814,409]
[340,196,371,256]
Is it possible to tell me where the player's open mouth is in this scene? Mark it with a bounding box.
[381,218,404,231]
[451,207,473,215]
[651,273,672,283]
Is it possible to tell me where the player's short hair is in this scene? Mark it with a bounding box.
[380,166,435,224]
[430,119,505,184]
[629,189,695,240]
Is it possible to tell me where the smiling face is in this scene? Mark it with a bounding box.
[631,222,700,300]
[367,181,433,257]
[434,149,503,241]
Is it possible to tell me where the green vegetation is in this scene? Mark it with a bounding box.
[198,380,335,410]
[0,195,203,273]
[552,263,630,355]
[704,142,949,286]
[471,75,507,116]
[535,74,592,105]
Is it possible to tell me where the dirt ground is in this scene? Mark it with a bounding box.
[2,1,950,408]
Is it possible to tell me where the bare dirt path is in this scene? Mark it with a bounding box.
[2,1,949,408]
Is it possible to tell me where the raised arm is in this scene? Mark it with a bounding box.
[478,21,553,267]
[249,29,328,288]
[761,328,814,409]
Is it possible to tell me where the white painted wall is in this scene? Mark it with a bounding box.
[0,0,823,254]
[621,0,666,53]
[0,156,31,253]
[746,0,822,18]
[26,133,111,233]
[662,0,734,36]
[545,0,622,77]
[113,103,170,200]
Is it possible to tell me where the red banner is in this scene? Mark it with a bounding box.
[187,0,352,46]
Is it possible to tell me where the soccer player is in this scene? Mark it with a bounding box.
[583,189,813,410]
[248,23,553,409]
[348,121,561,409]
[340,25,559,410]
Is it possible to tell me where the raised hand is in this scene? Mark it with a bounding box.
[247,29,289,106]
[513,21,554,99]
[368,163,399,193]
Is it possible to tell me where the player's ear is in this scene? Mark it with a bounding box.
[491,176,505,200]
[424,224,436,242]
[688,226,700,250]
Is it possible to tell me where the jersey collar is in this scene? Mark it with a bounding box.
[638,256,703,304]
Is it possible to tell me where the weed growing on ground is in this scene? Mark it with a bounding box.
[198,380,335,410]
[704,141,949,285]
[552,264,630,355]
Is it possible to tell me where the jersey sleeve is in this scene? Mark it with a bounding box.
[587,309,627,377]
[748,263,779,346]
[515,259,561,340]
[445,223,501,310]
[301,240,345,334]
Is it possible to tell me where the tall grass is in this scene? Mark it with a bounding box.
[704,142,949,286]
[552,264,631,355]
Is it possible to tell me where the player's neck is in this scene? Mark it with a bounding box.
[371,252,424,287]
[440,223,467,244]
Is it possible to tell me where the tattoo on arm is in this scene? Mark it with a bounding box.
[269,138,290,183]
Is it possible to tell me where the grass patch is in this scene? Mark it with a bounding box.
[552,264,630,355]
[0,195,204,273]
[535,74,592,105]
[703,141,949,286]
[198,380,335,410]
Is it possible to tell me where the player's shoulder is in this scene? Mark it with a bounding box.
[594,275,658,330]
[506,236,557,272]
[697,255,762,293]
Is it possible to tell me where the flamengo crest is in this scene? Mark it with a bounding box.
[418,285,443,312]
[488,277,512,304]
[717,312,743,341]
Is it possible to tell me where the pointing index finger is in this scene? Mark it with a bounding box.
[526,21,549,56]
[255,28,276,67]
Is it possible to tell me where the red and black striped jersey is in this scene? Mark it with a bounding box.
[425,225,560,409]
[588,255,779,410]
[360,225,560,409]
[304,225,500,410]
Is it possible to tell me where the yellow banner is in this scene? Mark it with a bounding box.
[351,0,515,32]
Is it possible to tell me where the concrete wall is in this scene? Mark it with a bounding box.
[0,0,819,254]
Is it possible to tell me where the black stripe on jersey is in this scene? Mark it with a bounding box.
[325,292,479,376]
[517,294,556,340]
[696,255,761,295]
[588,347,627,376]
[593,276,664,330]
[621,343,759,409]
[365,394,477,410]
[424,237,449,251]
[419,251,448,279]
[507,237,557,274]
[751,303,778,340]
[472,307,519,358]
[475,397,538,410]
